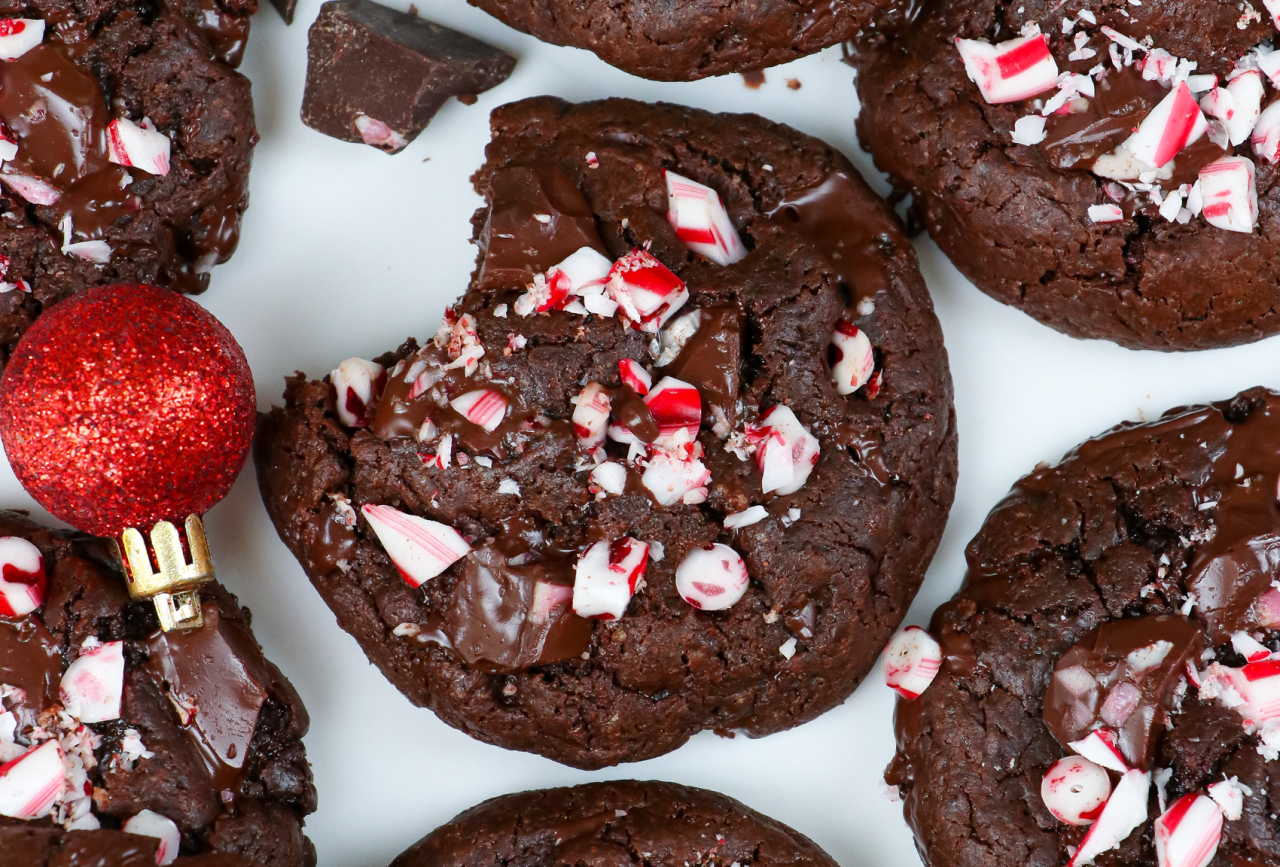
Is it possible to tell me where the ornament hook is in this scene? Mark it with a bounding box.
[117,514,215,631]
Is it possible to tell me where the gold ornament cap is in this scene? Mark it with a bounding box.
[115,514,215,631]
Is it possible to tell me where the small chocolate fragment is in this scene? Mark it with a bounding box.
[1043,614,1202,770]
[270,0,298,25]
[301,0,515,153]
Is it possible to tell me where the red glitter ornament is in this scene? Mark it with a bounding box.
[0,285,256,538]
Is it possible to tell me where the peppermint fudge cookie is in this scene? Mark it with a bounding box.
[851,0,1280,349]
[0,511,316,866]
[0,0,257,367]
[467,0,902,81]
[885,387,1280,867]
[389,780,839,867]
[256,96,957,769]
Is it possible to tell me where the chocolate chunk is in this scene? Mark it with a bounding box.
[0,615,62,715]
[1044,614,1202,770]
[301,0,515,153]
[270,0,298,25]
[663,304,744,426]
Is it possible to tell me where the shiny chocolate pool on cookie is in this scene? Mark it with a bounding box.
[388,780,840,867]
[0,511,315,867]
[851,0,1280,350]
[256,96,957,769]
[886,388,1280,867]
[0,0,256,368]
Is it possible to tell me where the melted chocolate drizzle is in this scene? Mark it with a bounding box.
[0,615,62,714]
[662,303,744,425]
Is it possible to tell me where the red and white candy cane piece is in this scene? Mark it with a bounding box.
[528,581,573,626]
[1231,630,1272,663]
[1207,778,1247,821]
[572,537,649,620]
[1198,156,1257,233]
[515,270,571,316]
[0,124,16,163]
[361,503,470,588]
[572,382,611,448]
[331,357,385,427]
[450,389,508,433]
[675,543,749,611]
[1255,585,1280,627]
[955,30,1059,104]
[663,170,747,266]
[1262,0,1280,31]
[1069,770,1150,867]
[606,248,690,333]
[589,461,626,496]
[645,377,701,443]
[1252,99,1280,164]
[1041,755,1111,826]
[882,626,942,699]
[1128,82,1207,168]
[618,359,651,395]
[1069,728,1129,773]
[829,321,874,395]
[0,19,44,61]
[1155,793,1223,867]
[640,448,711,506]
[1218,657,1280,723]
[0,536,44,617]
[1224,71,1264,145]
[0,740,62,819]
[551,247,613,296]
[60,640,125,723]
[107,118,171,176]
[2,173,60,205]
[353,114,408,152]
[1088,203,1125,223]
[124,810,181,866]
[751,405,820,495]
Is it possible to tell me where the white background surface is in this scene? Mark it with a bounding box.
[7,3,1280,865]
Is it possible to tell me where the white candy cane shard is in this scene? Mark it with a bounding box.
[0,19,44,61]
[124,810,181,865]
[1252,99,1280,163]
[361,503,470,588]
[1259,50,1280,87]
[572,382,611,448]
[331,357,384,427]
[1198,156,1257,233]
[107,118,171,176]
[955,31,1059,104]
[353,114,408,153]
[0,125,16,163]
[1068,770,1150,867]
[663,170,747,266]
[449,389,507,433]
[1012,115,1048,145]
[1256,585,1280,627]
[60,640,125,723]
[0,536,44,617]
[750,405,820,495]
[2,173,60,205]
[1263,0,1280,29]
[1128,83,1208,168]
[653,308,701,367]
[618,358,652,395]
[1224,71,1264,145]
[606,248,690,333]
[572,538,649,620]
[640,448,711,506]
[1069,728,1130,773]
[1207,778,1248,821]
[583,292,619,317]
[1155,793,1223,867]
[0,740,62,819]
[551,246,614,296]
[882,626,942,699]
[1231,631,1272,663]
[675,543,749,611]
[645,377,701,443]
[830,321,874,395]
[724,505,769,529]
[1041,755,1111,826]
[528,581,573,626]
[589,461,626,496]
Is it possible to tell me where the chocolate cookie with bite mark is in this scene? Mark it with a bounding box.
[0,0,257,369]
[255,96,957,769]
[850,0,1280,350]
[389,780,840,867]
[0,511,316,866]
[466,0,906,82]
[887,387,1280,867]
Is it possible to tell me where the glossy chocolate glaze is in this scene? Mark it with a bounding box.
[0,615,62,715]
[1043,614,1202,769]
[197,0,250,67]
[609,383,658,443]
[478,165,608,292]
[663,303,743,425]
[1042,68,1166,170]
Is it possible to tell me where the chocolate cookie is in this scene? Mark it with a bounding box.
[467,0,902,81]
[887,387,1280,867]
[255,96,957,769]
[0,0,257,368]
[0,511,316,866]
[850,0,1280,350]
[389,780,838,867]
